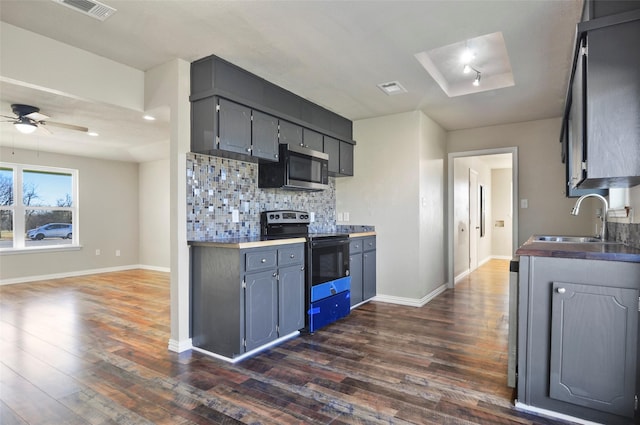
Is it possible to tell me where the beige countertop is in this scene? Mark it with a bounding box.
[189,237,306,249]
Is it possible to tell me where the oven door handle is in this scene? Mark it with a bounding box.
[309,238,350,248]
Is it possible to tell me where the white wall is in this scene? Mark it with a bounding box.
[336,110,447,303]
[492,168,513,257]
[0,147,140,282]
[139,159,170,270]
[448,118,595,246]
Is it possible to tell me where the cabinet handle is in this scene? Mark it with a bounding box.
[557,287,566,294]
[274,154,278,159]
[273,272,277,277]
[246,148,252,152]
[290,254,295,259]
[300,266,304,271]
[261,258,266,263]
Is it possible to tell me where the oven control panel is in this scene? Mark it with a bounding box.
[262,210,310,224]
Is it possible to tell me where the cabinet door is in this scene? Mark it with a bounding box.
[549,282,638,417]
[245,269,278,352]
[349,252,363,306]
[363,249,376,301]
[339,141,354,176]
[303,128,323,151]
[252,110,279,161]
[191,97,217,154]
[278,264,305,335]
[324,136,340,175]
[218,98,252,155]
[569,38,586,190]
[279,120,303,147]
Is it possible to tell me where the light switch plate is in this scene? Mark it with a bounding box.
[520,199,528,209]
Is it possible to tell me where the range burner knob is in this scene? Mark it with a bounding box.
[269,214,275,220]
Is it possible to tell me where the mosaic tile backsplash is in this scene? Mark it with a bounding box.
[187,152,338,240]
[608,222,640,249]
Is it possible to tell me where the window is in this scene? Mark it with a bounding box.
[0,163,78,251]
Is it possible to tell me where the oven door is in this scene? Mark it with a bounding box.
[308,237,350,287]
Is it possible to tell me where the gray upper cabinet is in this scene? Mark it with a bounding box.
[339,141,354,176]
[190,54,357,174]
[303,128,323,151]
[218,98,252,156]
[549,281,638,417]
[279,120,303,147]
[325,135,354,177]
[562,11,640,190]
[252,110,279,161]
[324,136,340,175]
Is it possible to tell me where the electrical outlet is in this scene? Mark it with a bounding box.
[95,249,101,256]
[232,209,239,223]
[116,250,121,257]
[344,212,350,222]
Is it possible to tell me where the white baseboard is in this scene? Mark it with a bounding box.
[0,264,170,285]
[139,264,171,273]
[491,255,513,260]
[168,338,193,353]
[374,283,447,307]
[191,331,300,363]
[514,401,602,425]
[454,269,470,284]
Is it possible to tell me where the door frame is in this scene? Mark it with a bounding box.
[447,147,519,289]
[469,168,479,273]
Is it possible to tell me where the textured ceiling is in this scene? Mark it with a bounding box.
[0,0,583,162]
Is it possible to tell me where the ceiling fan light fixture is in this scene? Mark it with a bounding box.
[14,118,37,134]
[473,71,482,87]
[88,131,99,137]
[143,115,156,121]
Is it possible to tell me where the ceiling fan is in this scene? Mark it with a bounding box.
[1,104,89,135]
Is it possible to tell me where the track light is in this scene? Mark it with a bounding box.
[473,71,481,86]
[463,64,472,74]
[14,117,37,134]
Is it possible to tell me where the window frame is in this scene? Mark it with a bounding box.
[0,162,79,254]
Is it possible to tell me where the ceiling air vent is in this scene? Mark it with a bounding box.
[377,81,408,96]
[51,0,117,21]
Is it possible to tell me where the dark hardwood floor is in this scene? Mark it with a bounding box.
[0,260,574,424]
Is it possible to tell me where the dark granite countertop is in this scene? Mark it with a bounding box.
[516,235,640,263]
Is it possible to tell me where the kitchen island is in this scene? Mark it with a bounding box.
[515,236,640,424]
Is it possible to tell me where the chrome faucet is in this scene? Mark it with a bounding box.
[570,193,608,240]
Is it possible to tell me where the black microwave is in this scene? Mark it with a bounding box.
[258,144,329,191]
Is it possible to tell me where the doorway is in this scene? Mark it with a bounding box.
[447,148,518,288]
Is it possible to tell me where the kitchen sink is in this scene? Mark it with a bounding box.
[534,235,606,243]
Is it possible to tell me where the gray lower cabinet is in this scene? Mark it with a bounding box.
[549,282,638,417]
[349,236,376,307]
[191,242,305,358]
[518,255,640,424]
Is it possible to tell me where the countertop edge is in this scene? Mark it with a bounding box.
[189,238,306,249]
[349,231,376,238]
[515,235,640,263]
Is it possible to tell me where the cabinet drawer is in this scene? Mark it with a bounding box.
[278,245,304,266]
[245,250,277,272]
[363,236,376,251]
[349,238,363,254]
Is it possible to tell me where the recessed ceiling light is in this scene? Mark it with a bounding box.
[377,81,407,96]
[88,131,99,137]
[143,115,156,121]
[460,49,475,64]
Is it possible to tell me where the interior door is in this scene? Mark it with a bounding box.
[469,169,479,272]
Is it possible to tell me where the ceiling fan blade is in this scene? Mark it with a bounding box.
[0,114,17,120]
[25,111,50,121]
[44,121,89,133]
[37,124,52,135]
